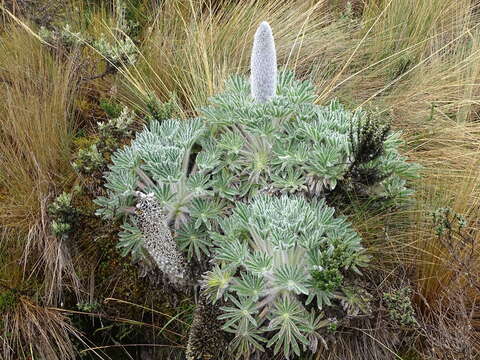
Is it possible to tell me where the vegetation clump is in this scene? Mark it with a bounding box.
[3,1,480,359]
[38,24,82,49]
[203,195,367,358]
[383,287,418,328]
[72,106,135,177]
[48,192,78,239]
[0,290,18,314]
[95,20,419,359]
[96,72,418,269]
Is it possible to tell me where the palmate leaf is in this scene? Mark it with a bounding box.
[141,151,183,183]
[299,310,329,353]
[186,173,212,197]
[176,118,205,147]
[149,118,179,139]
[94,191,135,220]
[245,116,277,138]
[231,273,265,301]
[272,264,309,296]
[196,149,222,172]
[202,265,235,303]
[276,70,296,93]
[110,146,139,169]
[214,238,249,267]
[271,141,310,170]
[224,74,250,94]
[210,170,239,200]
[305,284,335,309]
[307,146,346,179]
[118,221,144,260]
[244,252,273,275]
[217,131,244,154]
[224,321,267,359]
[175,222,211,261]
[104,169,138,195]
[270,168,307,194]
[189,198,225,230]
[267,296,309,359]
[219,295,258,329]
[146,183,175,205]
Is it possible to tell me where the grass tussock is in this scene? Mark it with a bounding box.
[1,295,83,360]
[0,24,81,304]
[0,24,78,231]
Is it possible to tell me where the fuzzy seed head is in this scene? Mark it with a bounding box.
[250,21,277,103]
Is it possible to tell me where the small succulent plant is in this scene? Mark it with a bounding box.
[73,106,135,176]
[48,192,78,239]
[383,287,418,328]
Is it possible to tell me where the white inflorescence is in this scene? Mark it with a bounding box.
[250,21,277,103]
[135,192,189,283]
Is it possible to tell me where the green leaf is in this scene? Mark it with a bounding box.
[273,264,309,295]
[189,198,225,230]
[202,265,235,303]
[118,221,145,260]
[266,296,309,359]
[231,273,265,301]
[176,222,211,261]
[219,295,258,329]
[214,239,249,267]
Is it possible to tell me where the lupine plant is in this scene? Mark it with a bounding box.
[198,72,418,199]
[95,21,420,359]
[94,117,221,270]
[202,195,369,358]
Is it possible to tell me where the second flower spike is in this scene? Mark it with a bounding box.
[250,21,277,103]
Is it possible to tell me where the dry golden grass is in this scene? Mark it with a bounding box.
[117,0,352,113]
[0,24,78,230]
[1,296,84,360]
[0,24,82,304]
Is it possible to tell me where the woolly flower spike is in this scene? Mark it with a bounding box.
[135,192,190,285]
[250,21,277,103]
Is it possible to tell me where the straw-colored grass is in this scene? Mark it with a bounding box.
[1,296,84,360]
[0,24,82,304]
[117,0,351,112]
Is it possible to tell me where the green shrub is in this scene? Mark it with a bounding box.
[100,99,123,119]
[383,287,418,328]
[72,144,104,175]
[0,290,17,314]
[48,192,78,239]
[95,21,419,359]
[72,107,135,176]
[202,195,368,358]
[38,24,82,49]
